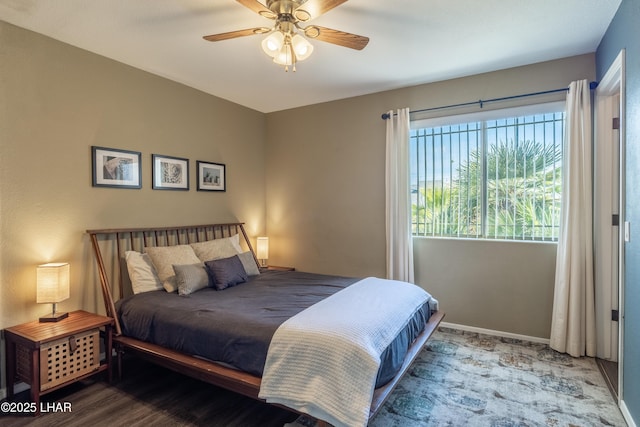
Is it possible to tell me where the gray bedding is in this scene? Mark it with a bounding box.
[116,270,431,387]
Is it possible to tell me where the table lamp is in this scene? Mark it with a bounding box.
[256,237,269,267]
[37,262,70,322]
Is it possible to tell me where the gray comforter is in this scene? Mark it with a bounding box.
[116,270,431,386]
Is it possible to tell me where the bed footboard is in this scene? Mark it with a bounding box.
[111,310,444,421]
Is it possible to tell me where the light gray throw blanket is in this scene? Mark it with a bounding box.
[258,277,432,427]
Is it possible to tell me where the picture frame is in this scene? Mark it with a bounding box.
[152,154,189,190]
[197,161,226,192]
[92,146,142,189]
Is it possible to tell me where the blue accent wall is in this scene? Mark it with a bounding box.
[597,0,640,423]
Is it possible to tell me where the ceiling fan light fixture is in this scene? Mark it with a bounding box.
[261,31,285,58]
[262,30,313,71]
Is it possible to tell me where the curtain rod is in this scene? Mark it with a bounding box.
[380,81,599,120]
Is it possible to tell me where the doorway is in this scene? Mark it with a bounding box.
[594,49,625,402]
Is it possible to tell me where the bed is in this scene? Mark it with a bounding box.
[87,222,444,427]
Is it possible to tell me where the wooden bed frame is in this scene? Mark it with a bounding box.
[87,222,444,423]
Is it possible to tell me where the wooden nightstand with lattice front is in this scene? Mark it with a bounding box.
[4,310,113,414]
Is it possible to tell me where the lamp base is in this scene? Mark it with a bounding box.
[39,312,68,323]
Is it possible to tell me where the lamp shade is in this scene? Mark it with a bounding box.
[261,31,284,58]
[291,34,313,61]
[273,42,295,66]
[256,237,269,260]
[37,262,70,304]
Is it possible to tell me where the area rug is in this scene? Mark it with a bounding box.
[290,327,626,427]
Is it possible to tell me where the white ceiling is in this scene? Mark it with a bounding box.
[0,0,621,113]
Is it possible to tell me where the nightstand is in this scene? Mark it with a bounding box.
[4,310,113,414]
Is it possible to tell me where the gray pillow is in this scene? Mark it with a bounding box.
[238,251,260,276]
[173,263,209,296]
[205,255,248,290]
[145,245,201,293]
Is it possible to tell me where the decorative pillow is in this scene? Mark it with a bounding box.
[190,235,242,262]
[204,255,248,291]
[125,251,163,294]
[173,263,210,296]
[238,251,260,276]
[145,245,201,293]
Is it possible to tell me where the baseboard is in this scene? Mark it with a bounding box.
[620,399,638,427]
[440,322,550,345]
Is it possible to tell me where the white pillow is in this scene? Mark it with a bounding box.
[145,245,202,293]
[125,251,163,294]
[190,234,242,262]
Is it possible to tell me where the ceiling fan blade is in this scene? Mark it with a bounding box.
[294,0,348,21]
[304,25,369,50]
[236,0,277,19]
[203,27,270,42]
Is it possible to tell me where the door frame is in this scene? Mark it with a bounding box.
[595,49,626,404]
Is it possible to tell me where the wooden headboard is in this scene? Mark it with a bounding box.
[86,222,258,335]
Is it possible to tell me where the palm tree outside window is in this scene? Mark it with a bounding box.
[410,104,564,241]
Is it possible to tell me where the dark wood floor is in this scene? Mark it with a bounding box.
[1,356,299,427]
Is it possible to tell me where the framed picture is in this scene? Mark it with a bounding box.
[152,154,189,190]
[92,146,142,189]
[197,161,226,192]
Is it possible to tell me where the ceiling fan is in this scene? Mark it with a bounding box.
[203,0,369,71]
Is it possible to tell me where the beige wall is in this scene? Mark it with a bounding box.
[265,53,596,339]
[0,21,267,335]
[414,238,557,338]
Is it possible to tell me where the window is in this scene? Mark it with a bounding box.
[410,103,565,241]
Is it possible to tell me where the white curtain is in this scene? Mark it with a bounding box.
[385,108,414,283]
[550,80,596,357]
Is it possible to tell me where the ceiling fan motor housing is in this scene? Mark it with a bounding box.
[266,0,311,22]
